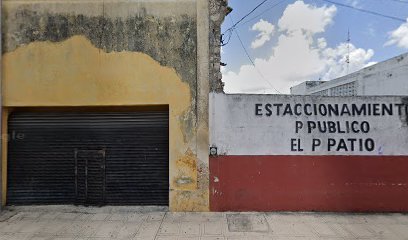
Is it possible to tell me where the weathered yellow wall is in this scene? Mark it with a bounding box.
[2,35,207,211]
[1,0,211,211]
[3,36,189,107]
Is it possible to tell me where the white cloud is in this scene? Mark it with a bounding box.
[224,30,324,94]
[278,1,336,34]
[223,1,375,94]
[386,18,408,49]
[366,24,376,37]
[321,42,374,80]
[250,19,275,49]
[317,37,327,49]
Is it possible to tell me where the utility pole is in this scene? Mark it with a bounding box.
[346,29,351,75]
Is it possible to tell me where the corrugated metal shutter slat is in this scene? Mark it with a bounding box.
[7,110,169,206]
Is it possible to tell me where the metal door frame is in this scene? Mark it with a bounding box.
[74,149,106,205]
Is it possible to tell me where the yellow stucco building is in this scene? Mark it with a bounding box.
[1,0,228,211]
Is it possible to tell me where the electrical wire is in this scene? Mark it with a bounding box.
[221,0,407,93]
[222,0,270,35]
[220,29,233,47]
[229,16,282,94]
[221,0,286,46]
[240,0,288,27]
[321,0,406,22]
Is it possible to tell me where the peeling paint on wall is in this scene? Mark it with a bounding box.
[1,0,212,211]
[174,148,198,190]
[2,3,199,142]
[3,9,197,84]
[1,35,204,210]
[171,155,210,211]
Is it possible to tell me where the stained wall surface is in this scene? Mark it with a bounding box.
[210,93,408,212]
[2,0,210,211]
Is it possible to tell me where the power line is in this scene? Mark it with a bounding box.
[221,0,286,46]
[229,16,282,94]
[321,0,406,22]
[220,29,233,47]
[240,0,288,27]
[223,0,270,35]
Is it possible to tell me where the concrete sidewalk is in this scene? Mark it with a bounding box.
[0,206,407,240]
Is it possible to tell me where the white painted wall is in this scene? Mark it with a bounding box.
[290,81,325,95]
[359,59,408,95]
[290,53,408,96]
[210,93,408,156]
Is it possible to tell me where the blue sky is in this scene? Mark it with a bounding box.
[221,0,408,94]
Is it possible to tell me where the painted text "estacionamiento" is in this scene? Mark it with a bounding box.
[255,103,408,117]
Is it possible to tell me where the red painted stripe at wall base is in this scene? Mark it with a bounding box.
[210,155,408,212]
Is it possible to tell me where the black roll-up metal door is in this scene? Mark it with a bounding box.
[7,109,169,206]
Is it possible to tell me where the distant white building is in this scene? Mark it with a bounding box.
[290,52,408,96]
